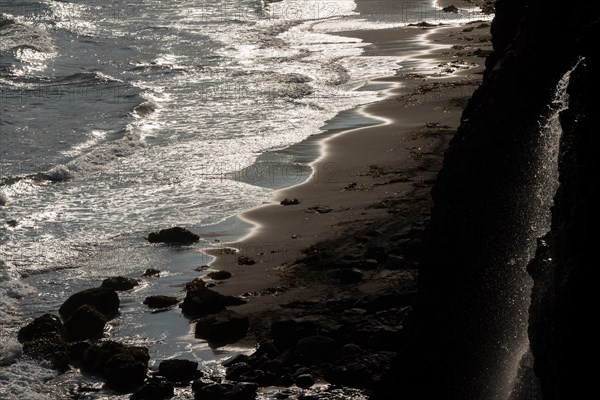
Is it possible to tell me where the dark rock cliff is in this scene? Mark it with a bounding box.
[528,20,600,400]
[377,1,600,399]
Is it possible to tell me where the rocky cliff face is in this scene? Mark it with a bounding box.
[528,20,600,400]
[379,1,600,399]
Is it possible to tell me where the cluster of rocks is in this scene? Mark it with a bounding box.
[220,298,408,394]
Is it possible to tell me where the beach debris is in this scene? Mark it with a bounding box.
[207,270,232,280]
[237,255,256,265]
[142,268,161,277]
[17,314,69,371]
[195,310,249,347]
[143,295,180,309]
[101,276,140,291]
[305,205,333,214]
[158,359,201,382]
[280,198,300,206]
[443,5,459,13]
[147,226,200,244]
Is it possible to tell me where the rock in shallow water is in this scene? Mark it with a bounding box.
[17,314,69,371]
[64,304,108,341]
[147,227,200,244]
[101,276,140,291]
[143,295,179,309]
[180,282,245,317]
[195,310,249,347]
[59,287,120,321]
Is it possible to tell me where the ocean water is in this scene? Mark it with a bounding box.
[0,0,487,398]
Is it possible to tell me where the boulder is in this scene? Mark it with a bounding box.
[295,374,315,389]
[64,304,108,341]
[82,341,149,375]
[17,314,69,371]
[131,379,174,400]
[59,287,119,321]
[147,227,199,244]
[105,352,147,391]
[195,310,249,347]
[295,335,337,358]
[181,284,245,317]
[207,270,232,280]
[143,296,179,309]
[101,276,139,291]
[158,359,200,382]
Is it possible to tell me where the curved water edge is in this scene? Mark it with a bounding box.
[0,0,491,398]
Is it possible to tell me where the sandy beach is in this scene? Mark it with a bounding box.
[206,6,493,349]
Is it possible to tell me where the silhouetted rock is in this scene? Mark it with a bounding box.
[180,283,245,317]
[207,270,232,280]
[158,359,200,382]
[68,341,91,363]
[147,227,200,244]
[105,352,147,391]
[295,374,315,389]
[143,296,179,309]
[131,379,174,400]
[17,314,69,371]
[195,310,249,347]
[101,276,139,291]
[82,341,149,375]
[59,287,119,321]
[64,304,108,341]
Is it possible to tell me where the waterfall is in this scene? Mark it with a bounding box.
[504,59,583,400]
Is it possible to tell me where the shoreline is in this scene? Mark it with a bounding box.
[206,19,492,335]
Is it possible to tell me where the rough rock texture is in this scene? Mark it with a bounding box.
[528,20,600,400]
[17,314,69,371]
[376,1,600,399]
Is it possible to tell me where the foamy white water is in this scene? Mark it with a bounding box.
[1,1,489,397]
